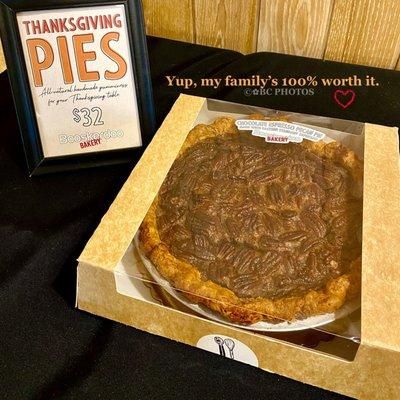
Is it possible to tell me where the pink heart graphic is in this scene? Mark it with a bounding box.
[334,89,356,109]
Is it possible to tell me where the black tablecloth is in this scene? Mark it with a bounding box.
[1,36,399,400]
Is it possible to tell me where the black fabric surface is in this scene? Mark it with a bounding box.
[1,36,399,400]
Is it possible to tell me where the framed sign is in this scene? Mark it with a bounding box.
[0,0,156,175]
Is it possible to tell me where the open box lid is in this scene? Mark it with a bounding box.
[361,122,400,352]
[78,94,400,352]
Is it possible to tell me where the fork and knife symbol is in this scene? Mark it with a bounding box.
[214,336,235,359]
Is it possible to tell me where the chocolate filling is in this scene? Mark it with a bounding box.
[156,131,362,299]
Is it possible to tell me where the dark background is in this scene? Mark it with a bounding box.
[1,36,399,400]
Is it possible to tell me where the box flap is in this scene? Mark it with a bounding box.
[362,124,400,352]
[78,94,206,270]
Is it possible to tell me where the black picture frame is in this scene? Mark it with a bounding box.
[0,0,156,175]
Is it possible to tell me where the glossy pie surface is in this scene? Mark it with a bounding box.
[139,117,362,324]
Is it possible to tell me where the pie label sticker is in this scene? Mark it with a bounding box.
[235,120,325,144]
[196,335,259,367]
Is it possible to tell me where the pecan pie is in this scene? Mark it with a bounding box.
[139,116,362,325]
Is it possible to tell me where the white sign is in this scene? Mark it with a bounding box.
[17,5,141,157]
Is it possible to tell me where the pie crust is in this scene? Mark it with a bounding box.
[139,116,362,325]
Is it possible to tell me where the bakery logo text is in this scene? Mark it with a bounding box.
[59,129,124,149]
[20,14,127,86]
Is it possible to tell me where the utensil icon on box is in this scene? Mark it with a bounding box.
[214,336,235,359]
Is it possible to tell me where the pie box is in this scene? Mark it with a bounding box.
[76,94,400,399]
